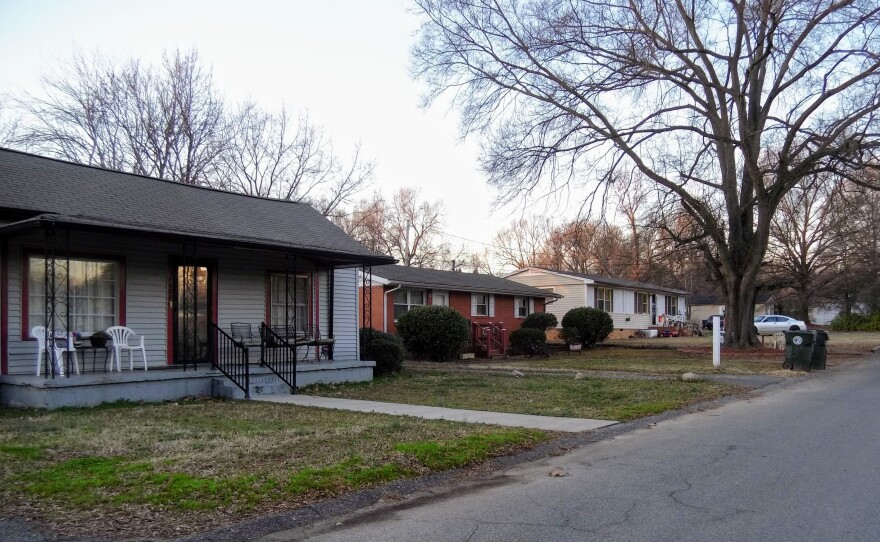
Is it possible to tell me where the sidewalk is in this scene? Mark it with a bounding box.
[254,394,618,432]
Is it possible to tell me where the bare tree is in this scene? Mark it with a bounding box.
[334,192,387,254]
[218,104,373,216]
[383,188,450,267]
[14,49,226,185]
[766,176,843,322]
[492,217,551,269]
[0,96,19,146]
[413,0,880,346]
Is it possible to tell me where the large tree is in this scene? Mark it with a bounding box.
[413,0,880,346]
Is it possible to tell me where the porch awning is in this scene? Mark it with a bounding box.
[0,213,395,268]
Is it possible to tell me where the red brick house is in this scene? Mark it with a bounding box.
[361,265,561,355]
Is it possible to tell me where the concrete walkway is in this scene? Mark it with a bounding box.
[254,395,618,432]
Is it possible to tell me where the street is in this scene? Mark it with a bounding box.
[275,355,880,542]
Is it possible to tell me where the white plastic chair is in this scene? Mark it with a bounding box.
[30,326,79,376]
[105,326,148,371]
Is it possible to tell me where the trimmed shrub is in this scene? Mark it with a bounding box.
[559,327,581,343]
[830,312,880,331]
[359,328,405,375]
[561,307,614,347]
[509,328,547,355]
[395,305,470,361]
[520,312,558,331]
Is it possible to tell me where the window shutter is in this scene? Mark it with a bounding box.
[471,293,477,316]
[489,294,495,317]
[528,297,535,315]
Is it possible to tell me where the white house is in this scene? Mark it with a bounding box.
[506,267,688,336]
[0,148,394,407]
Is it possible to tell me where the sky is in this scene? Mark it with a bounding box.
[0,0,570,266]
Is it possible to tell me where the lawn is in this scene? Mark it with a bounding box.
[303,370,744,421]
[0,399,550,539]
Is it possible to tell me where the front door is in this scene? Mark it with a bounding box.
[170,264,213,365]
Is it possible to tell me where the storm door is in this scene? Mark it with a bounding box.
[171,264,213,365]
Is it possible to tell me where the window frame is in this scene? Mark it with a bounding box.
[22,250,126,340]
[393,288,425,321]
[514,296,529,318]
[635,292,649,314]
[267,273,312,331]
[664,295,680,316]
[431,290,449,307]
[595,287,614,313]
[471,292,494,317]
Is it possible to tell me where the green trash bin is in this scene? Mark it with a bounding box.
[783,330,815,371]
[811,330,829,370]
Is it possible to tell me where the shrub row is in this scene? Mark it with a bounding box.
[829,312,880,332]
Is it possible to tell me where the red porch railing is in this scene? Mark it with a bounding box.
[471,321,507,358]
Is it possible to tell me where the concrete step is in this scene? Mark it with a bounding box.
[211,373,293,399]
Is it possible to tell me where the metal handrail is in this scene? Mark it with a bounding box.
[259,323,297,393]
[209,321,250,398]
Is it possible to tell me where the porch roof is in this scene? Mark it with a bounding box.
[0,149,395,267]
[371,264,562,298]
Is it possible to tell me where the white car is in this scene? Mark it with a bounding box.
[753,315,807,334]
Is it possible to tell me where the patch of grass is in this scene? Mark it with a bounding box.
[0,445,44,460]
[0,400,551,539]
[305,371,743,422]
[396,429,545,470]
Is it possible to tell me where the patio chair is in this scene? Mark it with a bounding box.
[105,326,148,371]
[230,322,260,346]
[30,326,79,376]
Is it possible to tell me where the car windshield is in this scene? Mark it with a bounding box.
[754,316,763,322]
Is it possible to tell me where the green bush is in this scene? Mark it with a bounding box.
[559,327,581,343]
[395,306,470,361]
[561,307,614,347]
[359,328,405,375]
[509,328,547,355]
[830,312,880,331]
[520,312,558,331]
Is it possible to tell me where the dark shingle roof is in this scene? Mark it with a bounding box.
[526,267,689,295]
[372,265,561,298]
[0,148,394,265]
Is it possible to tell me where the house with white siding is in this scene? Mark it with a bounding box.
[0,149,394,407]
[506,268,689,337]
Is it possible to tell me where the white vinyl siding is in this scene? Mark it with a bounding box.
[4,232,362,374]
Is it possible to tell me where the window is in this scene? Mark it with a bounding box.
[595,287,614,312]
[635,292,649,314]
[514,296,529,318]
[269,275,309,331]
[432,291,449,306]
[28,256,120,333]
[665,295,680,316]
[471,293,494,317]
[394,289,425,320]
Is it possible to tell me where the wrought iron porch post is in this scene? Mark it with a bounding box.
[361,264,372,361]
[42,222,71,378]
[327,267,334,360]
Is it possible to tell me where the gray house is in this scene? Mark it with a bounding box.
[0,149,394,407]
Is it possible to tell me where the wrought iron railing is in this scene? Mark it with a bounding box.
[209,321,250,398]
[259,323,297,393]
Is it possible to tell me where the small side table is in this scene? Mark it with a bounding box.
[75,344,112,373]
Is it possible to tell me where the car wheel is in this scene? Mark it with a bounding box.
[789,325,799,331]
[753,326,759,335]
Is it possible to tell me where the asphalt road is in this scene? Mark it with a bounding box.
[276,355,880,542]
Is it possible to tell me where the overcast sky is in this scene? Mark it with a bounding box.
[0,0,580,264]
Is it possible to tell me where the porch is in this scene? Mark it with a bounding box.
[0,359,375,409]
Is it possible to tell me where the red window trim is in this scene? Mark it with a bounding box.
[20,248,127,341]
[264,270,314,329]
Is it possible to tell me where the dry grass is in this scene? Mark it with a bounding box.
[0,399,550,539]
[304,370,744,422]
